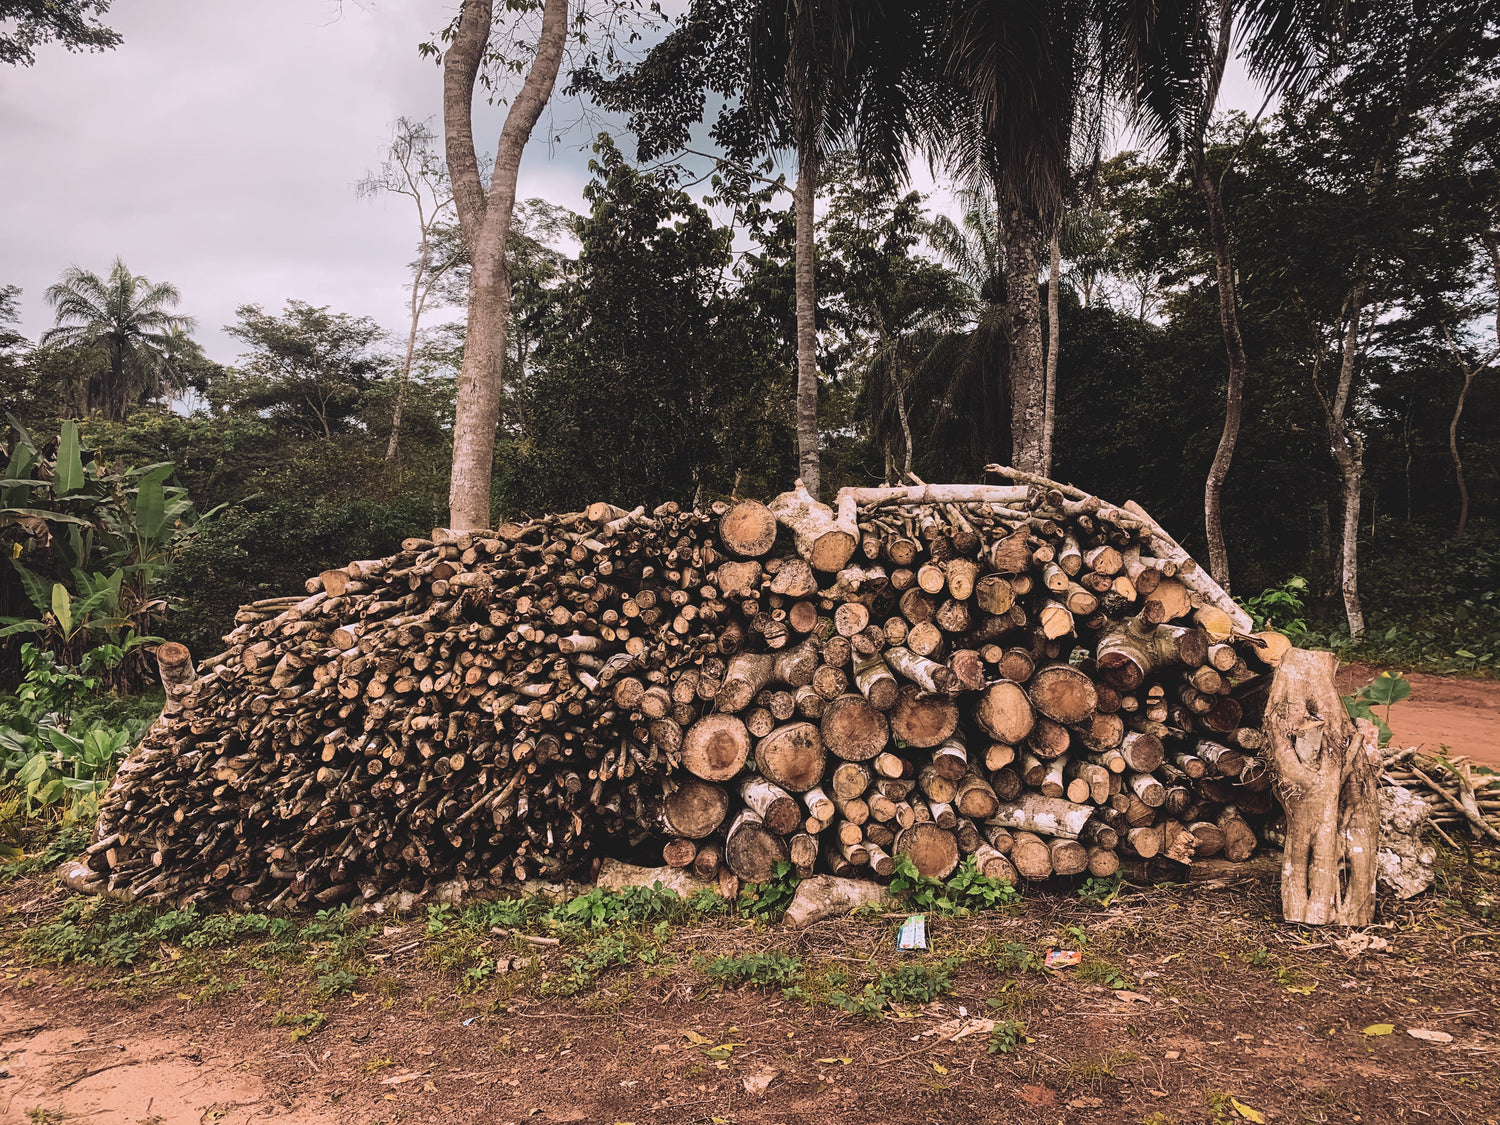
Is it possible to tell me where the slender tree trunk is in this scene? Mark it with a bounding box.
[1042,226,1061,476]
[387,254,429,462]
[1402,401,1414,525]
[1323,283,1368,639]
[794,143,821,495]
[443,0,568,530]
[1449,368,1477,539]
[1003,205,1046,473]
[896,378,913,479]
[1197,166,1249,594]
[108,342,127,423]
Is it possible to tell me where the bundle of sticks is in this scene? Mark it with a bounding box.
[1380,746,1500,847]
[81,470,1290,908]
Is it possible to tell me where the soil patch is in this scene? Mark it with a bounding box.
[2,870,1498,1125]
[1338,662,1500,767]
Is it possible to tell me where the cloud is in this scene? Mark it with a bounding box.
[0,0,606,362]
[1,0,1275,363]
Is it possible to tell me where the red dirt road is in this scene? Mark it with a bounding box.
[1338,663,1500,767]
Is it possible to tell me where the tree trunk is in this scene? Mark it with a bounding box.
[443,0,568,530]
[1043,225,1061,476]
[794,142,821,496]
[387,249,428,461]
[1264,648,1379,925]
[1003,205,1046,473]
[1322,282,1368,639]
[1448,367,1477,539]
[1196,165,1249,594]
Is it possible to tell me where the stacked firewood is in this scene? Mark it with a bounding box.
[82,471,1287,908]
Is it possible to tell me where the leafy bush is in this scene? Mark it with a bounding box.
[703,951,803,988]
[2,418,213,689]
[161,494,438,655]
[738,861,801,921]
[0,643,153,819]
[986,1018,1028,1054]
[889,854,1019,916]
[822,959,958,1018]
[1343,670,1412,746]
[990,941,1047,976]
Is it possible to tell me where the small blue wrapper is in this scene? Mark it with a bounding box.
[897,913,927,950]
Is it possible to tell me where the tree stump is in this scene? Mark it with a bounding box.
[1265,648,1379,925]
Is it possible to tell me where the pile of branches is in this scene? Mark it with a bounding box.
[79,471,1291,909]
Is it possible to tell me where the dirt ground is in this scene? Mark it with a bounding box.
[2,866,1498,1125]
[1338,662,1500,768]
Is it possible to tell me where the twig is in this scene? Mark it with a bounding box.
[1409,766,1500,843]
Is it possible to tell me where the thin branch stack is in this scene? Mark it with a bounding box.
[85,472,1292,908]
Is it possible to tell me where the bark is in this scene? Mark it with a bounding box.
[1197,165,1248,594]
[388,247,427,461]
[1320,284,1368,638]
[444,0,568,530]
[794,143,821,496]
[1447,364,1477,539]
[1003,205,1046,472]
[1042,226,1061,476]
[1265,648,1379,925]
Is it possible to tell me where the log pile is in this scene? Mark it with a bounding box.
[82,471,1293,909]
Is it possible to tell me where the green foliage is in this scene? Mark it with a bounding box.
[546,882,693,932]
[1077,873,1125,907]
[1,0,122,67]
[737,861,801,921]
[499,135,794,513]
[990,941,1047,976]
[160,494,438,655]
[1343,671,1413,747]
[823,959,958,1019]
[272,1009,328,1042]
[1244,576,1313,642]
[986,1017,1028,1054]
[702,950,803,988]
[0,643,150,818]
[21,899,358,969]
[889,854,1019,916]
[220,301,393,440]
[2,417,210,687]
[1077,958,1133,990]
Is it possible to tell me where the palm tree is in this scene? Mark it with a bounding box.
[909,0,1104,475]
[745,2,940,495]
[42,258,195,422]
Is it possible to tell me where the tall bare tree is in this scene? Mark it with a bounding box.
[358,116,467,461]
[442,0,569,530]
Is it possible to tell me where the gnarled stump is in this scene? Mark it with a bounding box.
[1265,648,1379,925]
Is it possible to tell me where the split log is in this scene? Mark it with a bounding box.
[771,480,858,572]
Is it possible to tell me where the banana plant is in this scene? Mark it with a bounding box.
[3,415,212,684]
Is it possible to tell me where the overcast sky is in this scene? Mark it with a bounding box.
[2,2,1265,365]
